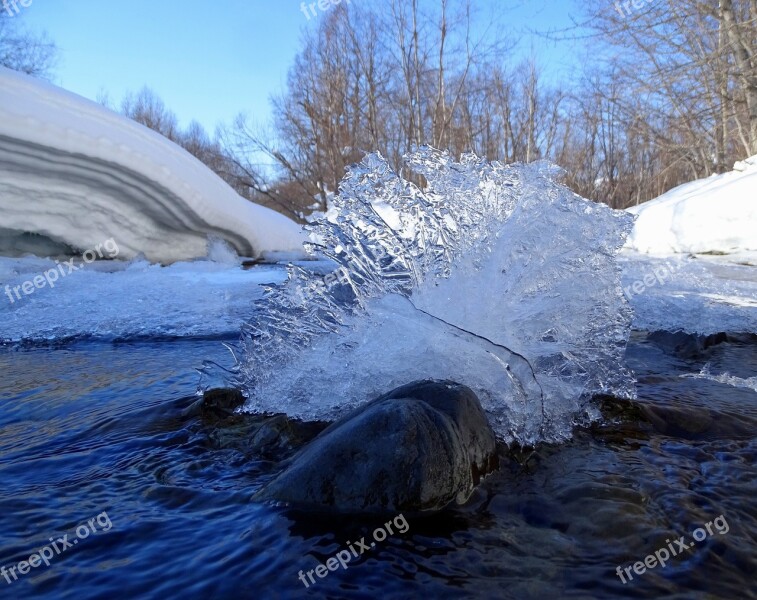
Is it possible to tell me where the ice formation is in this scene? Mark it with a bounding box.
[0,66,305,263]
[235,149,637,444]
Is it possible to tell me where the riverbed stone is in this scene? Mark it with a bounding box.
[253,379,498,513]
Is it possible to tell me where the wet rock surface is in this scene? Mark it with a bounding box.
[192,388,325,459]
[253,380,498,513]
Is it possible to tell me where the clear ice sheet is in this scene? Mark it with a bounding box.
[620,253,757,335]
[0,256,288,344]
[236,149,637,444]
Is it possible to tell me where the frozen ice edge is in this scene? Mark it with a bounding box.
[235,149,638,445]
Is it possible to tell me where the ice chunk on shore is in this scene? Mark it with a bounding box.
[0,255,288,345]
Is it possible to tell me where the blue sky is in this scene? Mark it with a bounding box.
[21,1,581,135]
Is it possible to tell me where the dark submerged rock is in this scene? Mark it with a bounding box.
[196,387,246,420]
[190,388,327,458]
[593,395,756,441]
[647,330,737,359]
[253,379,498,513]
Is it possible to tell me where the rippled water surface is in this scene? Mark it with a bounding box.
[1,334,755,599]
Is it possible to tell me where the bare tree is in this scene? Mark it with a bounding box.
[0,12,57,78]
[121,87,180,141]
[578,0,757,207]
[221,0,522,219]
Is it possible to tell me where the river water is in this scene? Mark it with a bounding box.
[0,332,754,599]
[0,257,755,599]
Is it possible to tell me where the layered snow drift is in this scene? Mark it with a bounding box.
[626,155,757,255]
[0,67,305,263]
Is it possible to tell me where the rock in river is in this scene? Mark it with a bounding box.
[253,380,498,513]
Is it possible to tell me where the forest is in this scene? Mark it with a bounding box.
[3,0,755,221]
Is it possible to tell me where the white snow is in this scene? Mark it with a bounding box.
[625,155,757,255]
[0,67,306,263]
[206,236,241,265]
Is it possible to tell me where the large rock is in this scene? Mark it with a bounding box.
[253,380,498,513]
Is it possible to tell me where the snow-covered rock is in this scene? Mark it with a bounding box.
[626,156,757,255]
[0,67,306,263]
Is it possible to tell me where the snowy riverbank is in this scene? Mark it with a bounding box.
[626,155,757,258]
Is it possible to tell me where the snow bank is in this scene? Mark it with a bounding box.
[0,67,305,263]
[625,156,757,255]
